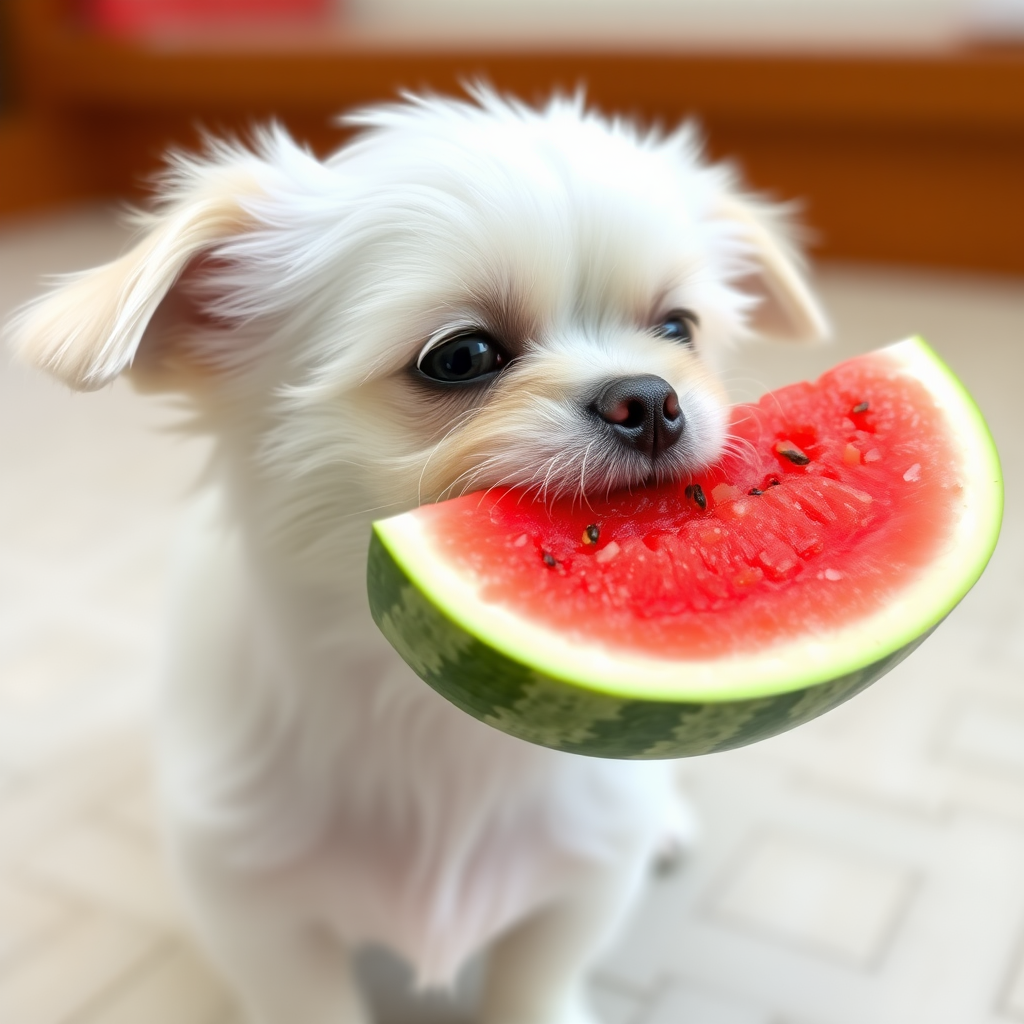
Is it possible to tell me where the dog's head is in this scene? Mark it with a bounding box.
[11,91,826,554]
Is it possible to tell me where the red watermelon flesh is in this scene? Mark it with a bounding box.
[417,349,956,661]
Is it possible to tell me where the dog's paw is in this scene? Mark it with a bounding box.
[486,1004,600,1024]
[652,796,700,877]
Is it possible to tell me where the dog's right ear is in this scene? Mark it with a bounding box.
[718,192,830,344]
[9,144,293,392]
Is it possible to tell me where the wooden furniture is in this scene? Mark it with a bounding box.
[3,0,1023,273]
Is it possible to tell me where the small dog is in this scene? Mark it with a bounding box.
[13,91,826,1024]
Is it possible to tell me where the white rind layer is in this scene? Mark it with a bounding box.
[373,338,1002,703]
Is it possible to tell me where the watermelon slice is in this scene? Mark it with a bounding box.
[367,337,1002,758]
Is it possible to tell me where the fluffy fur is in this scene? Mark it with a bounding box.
[11,90,826,1023]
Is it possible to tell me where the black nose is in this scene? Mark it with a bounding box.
[590,374,685,459]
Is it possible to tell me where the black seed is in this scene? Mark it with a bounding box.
[542,552,557,568]
[768,477,781,487]
[585,524,600,544]
[778,447,810,466]
[684,484,694,499]
[749,488,763,496]
[690,483,706,510]
[852,401,870,414]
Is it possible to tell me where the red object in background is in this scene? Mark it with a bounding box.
[88,0,333,35]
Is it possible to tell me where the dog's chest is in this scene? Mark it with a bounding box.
[303,666,669,982]
[163,513,671,981]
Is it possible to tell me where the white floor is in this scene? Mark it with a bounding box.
[1,206,1023,1024]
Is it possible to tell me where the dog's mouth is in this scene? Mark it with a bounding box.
[430,428,722,506]
[589,441,716,497]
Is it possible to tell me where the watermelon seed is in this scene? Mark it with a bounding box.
[769,477,781,487]
[852,401,870,414]
[542,551,558,568]
[749,488,763,496]
[685,483,707,510]
[776,442,811,466]
[582,524,600,545]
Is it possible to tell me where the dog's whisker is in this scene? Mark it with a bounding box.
[439,458,503,502]
[340,500,409,519]
[416,408,490,504]
[437,449,521,502]
[575,440,600,512]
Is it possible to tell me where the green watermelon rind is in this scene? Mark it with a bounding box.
[367,337,1001,757]
[368,533,938,758]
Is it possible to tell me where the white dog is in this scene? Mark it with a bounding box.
[13,90,826,1024]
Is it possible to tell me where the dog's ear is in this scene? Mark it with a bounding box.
[720,193,830,343]
[10,150,279,392]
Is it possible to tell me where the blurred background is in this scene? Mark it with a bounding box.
[1,2,1023,1023]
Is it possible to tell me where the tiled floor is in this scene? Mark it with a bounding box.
[1,206,1023,1024]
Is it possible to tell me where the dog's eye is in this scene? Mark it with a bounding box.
[418,332,509,384]
[653,310,698,346]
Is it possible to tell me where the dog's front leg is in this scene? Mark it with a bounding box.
[479,852,650,1024]
[212,925,368,1024]
[169,831,371,1024]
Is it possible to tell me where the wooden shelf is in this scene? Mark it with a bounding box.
[21,19,1024,132]
[6,0,1024,274]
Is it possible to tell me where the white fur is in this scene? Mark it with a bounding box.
[10,90,826,1023]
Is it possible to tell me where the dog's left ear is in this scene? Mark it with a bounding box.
[8,132,329,393]
[720,194,830,343]
[8,157,267,392]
